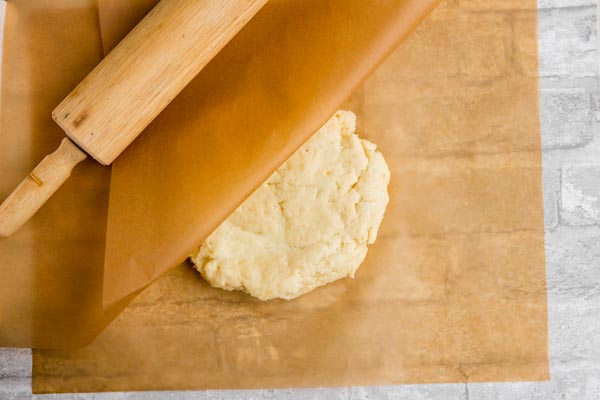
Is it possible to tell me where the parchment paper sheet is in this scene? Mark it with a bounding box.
[0,0,135,350]
[0,0,548,393]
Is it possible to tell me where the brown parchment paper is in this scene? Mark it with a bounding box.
[0,0,548,393]
[0,0,437,349]
[30,0,549,393]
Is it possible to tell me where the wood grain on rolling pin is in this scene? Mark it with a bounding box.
[0,139,87,237]
[53,0,267,165]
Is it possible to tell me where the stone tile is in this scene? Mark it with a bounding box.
[560,165,600,225]
[538,7,598,78]
[257,388,348,400]
[539,0,596,8]
[0,348,31,379]
[348,384,464,400]
[541,89,594,149]
[0,377,30,400]
[544,168,561,230]
[468,361,600,400]
[548,302,600,362]
[546,227,600,301]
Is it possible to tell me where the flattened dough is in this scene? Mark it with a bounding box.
[191,110,390,300]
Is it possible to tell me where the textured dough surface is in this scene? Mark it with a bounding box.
[191,111,390,300]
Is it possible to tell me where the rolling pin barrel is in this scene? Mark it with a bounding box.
[53,0,268,165]
[0,0,267,237]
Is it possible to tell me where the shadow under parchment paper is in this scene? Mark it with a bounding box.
[0,0,123,349]
[29,0,549,393]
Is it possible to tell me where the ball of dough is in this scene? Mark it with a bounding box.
[191,110,390,300]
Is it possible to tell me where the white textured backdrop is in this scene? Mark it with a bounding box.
[2,0,600,398]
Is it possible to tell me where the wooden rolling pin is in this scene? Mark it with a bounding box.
[0,0,267,237]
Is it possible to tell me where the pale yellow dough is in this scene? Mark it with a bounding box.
[190,110,390,300]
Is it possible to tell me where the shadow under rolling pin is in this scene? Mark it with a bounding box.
[0,0,268,237]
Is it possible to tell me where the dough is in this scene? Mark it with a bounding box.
[191,110,390,300]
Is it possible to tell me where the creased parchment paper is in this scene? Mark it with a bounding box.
[0,0,548,393]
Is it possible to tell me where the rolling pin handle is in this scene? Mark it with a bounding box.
[0,138,87,237]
